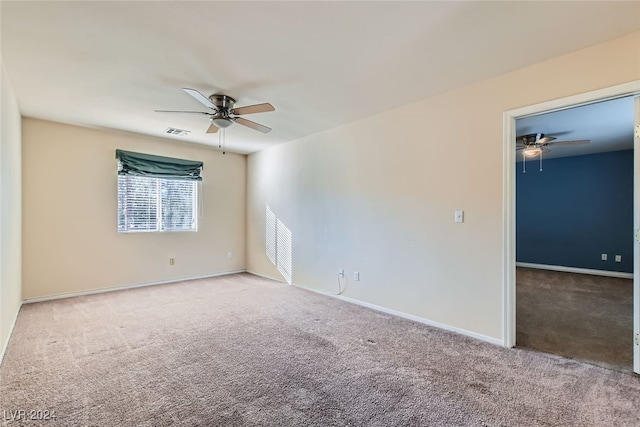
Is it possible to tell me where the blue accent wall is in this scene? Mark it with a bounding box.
[516,149,633,273]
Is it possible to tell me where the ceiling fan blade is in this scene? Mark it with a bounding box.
[206,123,219,134]
[183,88,216,110]
[154,110,210,115]
[231,103,275,116]
[547,131,572,137]
[546,139,590,146]
[234,117,272,133]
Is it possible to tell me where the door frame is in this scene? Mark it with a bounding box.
[502,81,640,373]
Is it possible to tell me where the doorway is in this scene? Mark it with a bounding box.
[502,81,640,374]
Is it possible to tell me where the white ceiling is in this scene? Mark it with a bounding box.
[2,1,640,154]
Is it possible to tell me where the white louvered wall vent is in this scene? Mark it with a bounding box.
[165,127,190,136]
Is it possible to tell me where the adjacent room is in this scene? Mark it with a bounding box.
[1,1,639,425]
[514,97,635,372]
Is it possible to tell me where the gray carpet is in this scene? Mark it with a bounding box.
[516,267,634,372]
[1,273,639,426]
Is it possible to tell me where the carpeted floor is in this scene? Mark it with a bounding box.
[516,267,634,372]
[1,273,639,426]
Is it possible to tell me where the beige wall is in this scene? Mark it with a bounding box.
[247,31,640,342]
[1,58,22,361]
[22,119,246,299]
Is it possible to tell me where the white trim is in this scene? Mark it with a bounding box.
[22,270,247,304]
[507,81,640,119]
[248,271,503,346]
[293,283,504,347]
[503,80,640,350]
[634,95,640,374]
[0,302,22,365]
[245,269,289,285]
[502,110,517,348]
[516,262,633,279]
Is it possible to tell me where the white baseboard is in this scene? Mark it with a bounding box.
[22,270,248,304]
[245,270,289,284]
[516,262,633,279]
[245,270,503,345]
[291,282,504,347]
[0,302,22,365]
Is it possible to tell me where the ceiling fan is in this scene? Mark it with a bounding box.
[156,88,275,134]
[516,133,590,172]
[516,133,590,157]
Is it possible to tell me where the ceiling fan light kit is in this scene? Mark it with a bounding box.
[522,147,542,157]
[211,117,233,129]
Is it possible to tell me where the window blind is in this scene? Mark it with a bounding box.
[118,175,197,232]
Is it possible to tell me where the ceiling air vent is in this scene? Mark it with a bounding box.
[165,127,190,136]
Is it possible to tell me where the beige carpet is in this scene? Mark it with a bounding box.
[1,273,639,426]
[516,267,633,372]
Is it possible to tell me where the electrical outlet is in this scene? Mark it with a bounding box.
[615,255,621,262]
[354,271,360,281]
[601,254,607,261]
[169,258,175,265]
[227,252,233,259]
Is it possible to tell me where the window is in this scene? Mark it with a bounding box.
[118,175,197,232]
[266,204,292,284]
[116,149,203,233]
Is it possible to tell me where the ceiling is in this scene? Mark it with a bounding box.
[516,95,636,162]
[2,1,640,155]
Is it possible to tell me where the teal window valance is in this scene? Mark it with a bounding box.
[115,149,203,181]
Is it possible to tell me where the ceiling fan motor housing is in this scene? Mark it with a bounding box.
[209,94,236,110]
[521,133,545,145]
